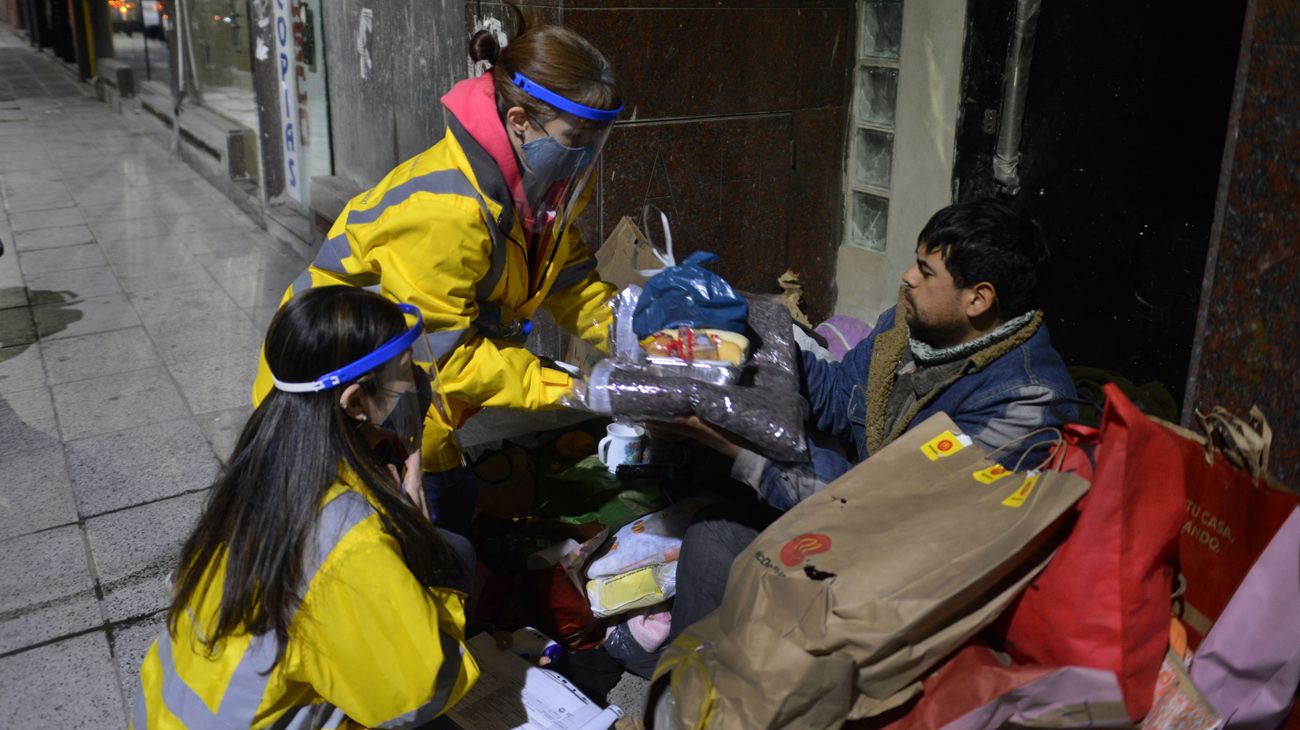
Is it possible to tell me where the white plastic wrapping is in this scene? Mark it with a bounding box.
[566,293,809,462]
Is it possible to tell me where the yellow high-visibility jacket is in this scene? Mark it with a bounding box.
[133,478,479,729]
[253,74,616,472]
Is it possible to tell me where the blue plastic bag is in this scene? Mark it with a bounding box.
[631,252,749,338]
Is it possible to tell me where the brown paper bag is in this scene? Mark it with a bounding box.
[595,216,656,289]
[650,413,1090,729]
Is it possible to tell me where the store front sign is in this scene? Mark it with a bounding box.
[272,0,301,201]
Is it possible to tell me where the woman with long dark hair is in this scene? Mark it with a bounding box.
[134,287,478,729]
[251,6,624,534]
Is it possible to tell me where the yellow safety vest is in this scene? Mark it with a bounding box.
[252,117,615,472]
[133,479,479,729]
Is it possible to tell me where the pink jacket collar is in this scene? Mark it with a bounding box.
[440,73,530,219]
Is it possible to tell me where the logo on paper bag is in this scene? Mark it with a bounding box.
[920,430,971,461]
[973,464,1013,484]
[779,533,832,567]
[1001,473,1040,508]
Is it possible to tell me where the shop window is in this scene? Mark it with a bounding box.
[185,0,257,131]
[845,0,903,253]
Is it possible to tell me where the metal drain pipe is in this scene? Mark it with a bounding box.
[993,0,1042,195]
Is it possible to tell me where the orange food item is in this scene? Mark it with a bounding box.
[1169,617,1189,661]
[555,431,596,458]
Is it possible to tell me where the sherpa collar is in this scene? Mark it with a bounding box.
[863,287,1044,454]
[909,309,1037,365]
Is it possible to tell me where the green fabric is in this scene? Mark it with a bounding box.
[478,420,671,573]
[535,455,670,531]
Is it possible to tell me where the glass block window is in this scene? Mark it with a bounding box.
[845,0,903,252]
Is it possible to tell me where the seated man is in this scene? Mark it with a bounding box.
[609,199,1077,674]
[736,197,1075,509]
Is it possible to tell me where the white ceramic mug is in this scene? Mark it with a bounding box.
[598,422,645,473]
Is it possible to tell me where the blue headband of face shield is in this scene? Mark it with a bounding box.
[511,72,623,123]
[271,303,424,393]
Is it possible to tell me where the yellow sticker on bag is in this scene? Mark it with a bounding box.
[920,430,970,461]
[973,464,1014,484]
[1001,473,1041,508]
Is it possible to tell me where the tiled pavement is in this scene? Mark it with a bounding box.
[0,31,307,726]
[0,26,653,727]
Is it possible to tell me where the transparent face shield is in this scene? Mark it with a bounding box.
[270,303,452,457]
[511,72,621,247]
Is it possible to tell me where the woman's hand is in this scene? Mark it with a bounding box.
[388,448,429,520]
[649,415,743,460]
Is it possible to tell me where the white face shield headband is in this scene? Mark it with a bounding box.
[270,303,450,456]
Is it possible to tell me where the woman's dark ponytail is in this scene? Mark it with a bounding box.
[469,0,532,67]
[469,29,500,65]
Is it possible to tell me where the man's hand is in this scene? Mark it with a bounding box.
[648,415,743,460]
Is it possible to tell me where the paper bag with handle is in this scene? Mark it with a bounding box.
[649,412,1090,729]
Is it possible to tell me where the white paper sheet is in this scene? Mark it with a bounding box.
[443,629,624,730]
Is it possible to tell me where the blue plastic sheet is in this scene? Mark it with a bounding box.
[631,252,749,338]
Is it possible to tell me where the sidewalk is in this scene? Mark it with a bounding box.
[0,30,307,726]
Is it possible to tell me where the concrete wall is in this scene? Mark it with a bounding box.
[832,0,968,325]
[320,0,466,188]
[1184,0,1300,484]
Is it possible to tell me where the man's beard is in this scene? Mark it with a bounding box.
[904,309,968,349]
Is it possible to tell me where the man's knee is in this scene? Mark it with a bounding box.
[682,505,766,560]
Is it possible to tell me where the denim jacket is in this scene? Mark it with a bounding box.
[732,305,1076,511]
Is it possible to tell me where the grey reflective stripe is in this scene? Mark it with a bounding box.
[301,491,373,580]
[312,169,496,292]
[374,632,467,729]
[345,170,477,226]
[156,632,221,727]
[212,633,279,727]
[153,491,375,729]
[425,328,471,363]
[272,703,347,730]
[470,191,509,302]
[306,165,511,330]
[550,258,597,293]
[133,681,147,729]
[311,234,353,276]
[290,267,314,296]
[318,706,347,730]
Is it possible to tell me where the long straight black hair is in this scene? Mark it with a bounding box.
[168,286,448,657]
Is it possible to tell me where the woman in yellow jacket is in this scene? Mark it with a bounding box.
[137,287,478,728]
[252,15,623,533]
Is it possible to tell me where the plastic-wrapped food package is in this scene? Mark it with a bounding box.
[611,285,645,363]
[586,562,678,618]
[587,496,716,579]
[577,293,808,462]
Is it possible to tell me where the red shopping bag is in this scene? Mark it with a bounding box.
[879,645,1057,730]
[527,562,603,650]
[1174,407,1300,647]
[1000,384,1185,721]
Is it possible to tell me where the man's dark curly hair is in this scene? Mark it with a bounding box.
[917,199,1050,319]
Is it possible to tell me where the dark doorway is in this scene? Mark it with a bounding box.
[953,0,1247,410]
